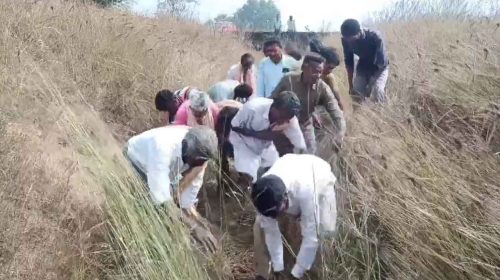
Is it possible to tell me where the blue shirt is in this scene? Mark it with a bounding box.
[256,55,301,98]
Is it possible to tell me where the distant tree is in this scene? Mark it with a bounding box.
[214,14,234,23]
[157,0,199,18]
[234,0,281,31]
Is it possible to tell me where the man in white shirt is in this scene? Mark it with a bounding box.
[207,79,240,102]
[251,154,338,280]
[257,39,301,98]
[229,91,306,190]
[124,125,219,251]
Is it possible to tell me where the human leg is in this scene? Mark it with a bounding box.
[232,141,260,191]
[368,67,389,103]
[254,216,272,279]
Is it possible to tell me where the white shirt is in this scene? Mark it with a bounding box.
[229,97,306,155]
[207,79,240,102]
[125,125,204,209]
[287,19,296,32]
[258,154,337,278]
[256,55,301,98]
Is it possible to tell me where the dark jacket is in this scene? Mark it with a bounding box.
[342,29,389,77]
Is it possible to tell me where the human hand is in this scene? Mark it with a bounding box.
[192,224,218,253]
[270,122,289,132]
[312,113,323,129]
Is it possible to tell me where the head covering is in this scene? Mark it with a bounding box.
[182,126,218,162]
[272,91,301,118]
[251,175,287,218]
[341,19,361,37]
[188,90,211,112]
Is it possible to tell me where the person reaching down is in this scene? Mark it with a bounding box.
[123,125,219,252]
[227,53,257,93]
[174,89,219,129]
[271,53,346,154]
[252,154,338,280]
[341,18,389,103]
[229,91,306,190]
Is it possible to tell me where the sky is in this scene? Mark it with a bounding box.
[131,0,394,31]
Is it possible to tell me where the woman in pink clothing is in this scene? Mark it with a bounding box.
[227,53,257,94]
[174,90,219,129]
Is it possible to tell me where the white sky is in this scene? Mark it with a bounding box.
[131,0,394,31]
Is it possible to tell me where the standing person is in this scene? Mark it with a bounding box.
[252,154,337,280]
[287,16,296,32]
[229,92,306,190]
[123,125,219,251]
[271,53,346,154]
[257,39,301,98]
[174,90,219,129]
[227,53,257,93]
[274,13,281,35]
[341,19,389,103]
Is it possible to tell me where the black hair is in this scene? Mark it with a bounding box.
[341,19,361,37]
[234,84,253,100]
[272,91,301,118]
[241,53,254,64]
[287,50,302,61]
[252,175,287,218]
[155,89,176,111]
[263,39,282,50]
[321,47,340,66]
[302,52,326,65]
[215,106,240,141]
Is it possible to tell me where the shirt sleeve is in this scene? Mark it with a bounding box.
[283,116,306,151]
[292,189,320,278]
[174,102,189,125]
[318,84,346,137]
[179,166,206,209]
[146,145,173,205]
[256,61,266,97]
[341,38,355,72]
[269,75,288,98]
[372,31,389,70]
[259,214,285,272]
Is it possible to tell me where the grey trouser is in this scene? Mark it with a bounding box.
[353,67,389,103]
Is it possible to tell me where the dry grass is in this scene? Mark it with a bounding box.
[319,20,500,279]
[0,0,499,279]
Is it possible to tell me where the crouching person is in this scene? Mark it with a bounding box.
[229,92,307,191]
[252,154,338,280]
[124,125,219,252]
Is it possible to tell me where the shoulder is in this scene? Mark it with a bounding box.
[365,29,384,42]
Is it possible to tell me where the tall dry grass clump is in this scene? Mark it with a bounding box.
[320,19,500,279]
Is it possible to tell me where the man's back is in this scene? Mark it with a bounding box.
[127,126,188,171]
[208,79,240,102]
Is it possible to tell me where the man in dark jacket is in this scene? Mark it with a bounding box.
[341,19,389,103]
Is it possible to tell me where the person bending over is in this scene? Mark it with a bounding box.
[124,125,219,252]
